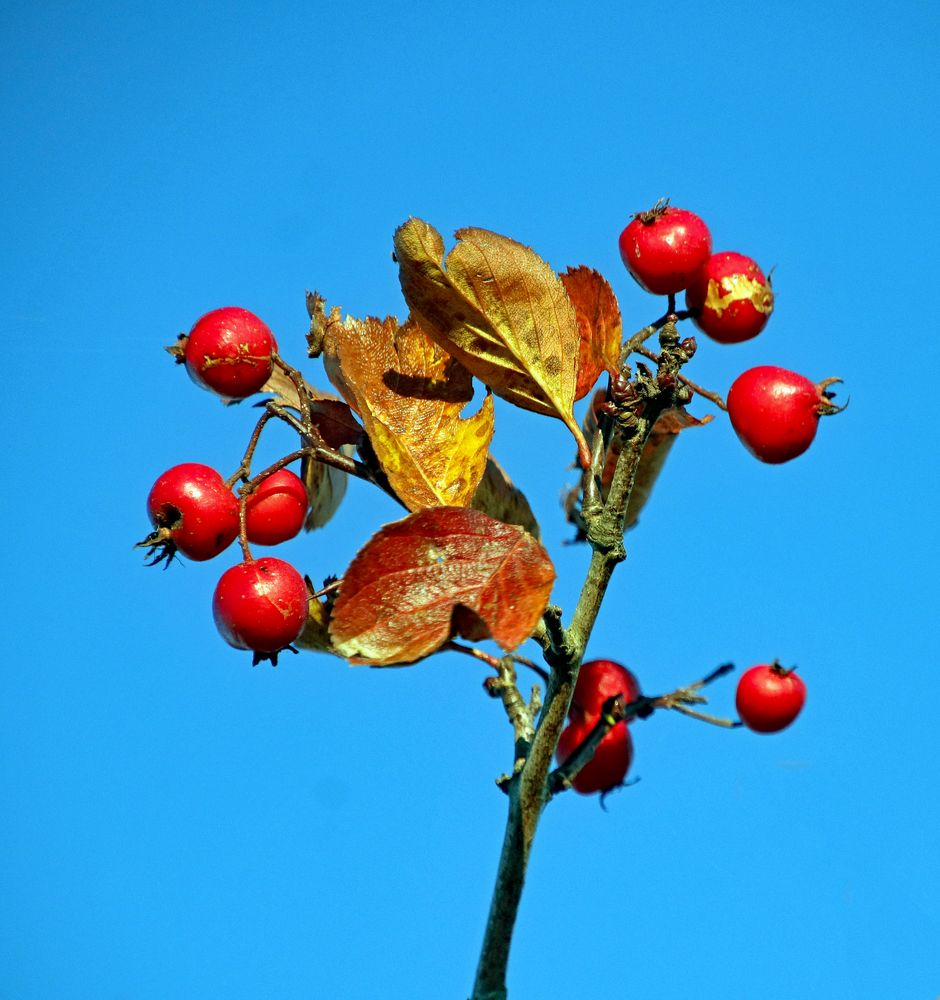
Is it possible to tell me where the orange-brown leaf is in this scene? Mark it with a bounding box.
[317,300,494,511]
[560,266,623,400]
[393,218,590,466]
[329,507,556,666]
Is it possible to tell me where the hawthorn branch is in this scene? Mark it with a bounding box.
[471,326,700,1000]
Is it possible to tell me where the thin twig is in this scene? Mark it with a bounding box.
[620,309,694,361]
[632,345,727,410]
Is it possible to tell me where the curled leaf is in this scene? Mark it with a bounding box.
[308,399,363,450]
[565,394,713,533]
[471,456,540,539]
[394,218,590,466]
[560,266,623,400]
[626,408,712,527]
[316,298,494,511]
[302,446,352,531]
[329,507,556,666]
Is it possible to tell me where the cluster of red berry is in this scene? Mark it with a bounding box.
[140,308,311,663]
[619,203,842,463]
[555,657,807,795]
[556,659,640,794]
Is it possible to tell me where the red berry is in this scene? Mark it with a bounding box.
[727,365,842,464]
[144,463,239,563]
[183,307,277,399]
[685,251,774,343]
[736,663,806,733]
[245,469,309,546]
[212,557,309,660]
[618,204,712,296]
[570,658,641,724]
[556,718,634,794]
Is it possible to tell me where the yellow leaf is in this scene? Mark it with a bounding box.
[394,218,590,466]
[319,302,494,511]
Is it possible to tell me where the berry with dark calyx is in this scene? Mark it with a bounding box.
[142,463,239,565]
[556,717,634,794]
[245,468,309,546]
[618,203,712,296]
[570,658,642,724]
[736,662,806,733]
[212,557,309,664]
[183,306,277,399]
[685,251,774,343]
[727,365,844,464]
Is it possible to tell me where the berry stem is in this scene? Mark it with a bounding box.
[547,663,740,796]
[632,344,727,410]
[620,308,695,362]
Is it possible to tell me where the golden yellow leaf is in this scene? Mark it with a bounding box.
[318,301,494,511]
[394,218,590,466]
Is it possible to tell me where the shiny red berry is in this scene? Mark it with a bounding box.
[556,718,634,794]
[212,557,309,661]
[144,463,239,563]
[618,204,712,296]
[727,365,843,464]
[685,251,774,343]
[570,659,641,724]
[245,469,309,546]
[183,307,277,399]
[736,663,806,733]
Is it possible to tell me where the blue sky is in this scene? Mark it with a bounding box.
[2,2,938,998]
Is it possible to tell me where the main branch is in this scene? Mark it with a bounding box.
[471,331,689,999]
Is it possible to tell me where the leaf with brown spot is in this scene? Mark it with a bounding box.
[471,456,540,539]
[317,299,494,511]
[560,266,623,400]
[329,507,556,666]
[394,218,590,466]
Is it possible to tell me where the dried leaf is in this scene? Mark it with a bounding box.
[257,363,307,409]
[308,399,363,450]
[560,267,623,400]
[329,507,556,666]
[302,447,352,531]
[394,218,590,466]
[471,457,540,539]
[626,408,712,527]
[565,394,713,533]
[318,299,494,511]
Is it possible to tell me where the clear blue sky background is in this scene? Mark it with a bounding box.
[2,3,937,998]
